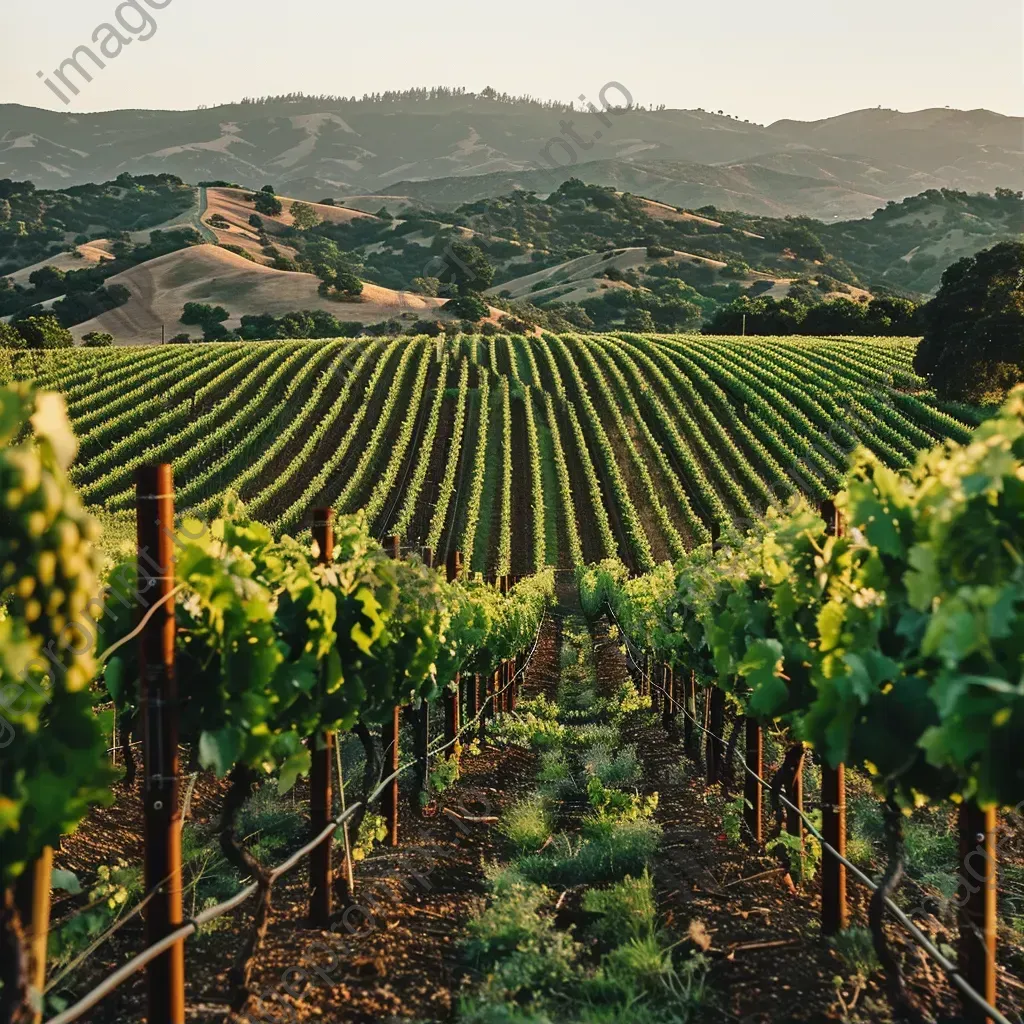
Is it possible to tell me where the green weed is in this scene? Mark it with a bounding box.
[429,752,461,795]
[498,794,553,853]
[516,819,662,888]
[582,870,657,946]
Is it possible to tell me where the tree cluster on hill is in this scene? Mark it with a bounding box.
[811,188,1024,295]
[0,228,200,326]
[0,174,195,276]
[232,86,577,112]
[914,241,1024,404]
[702,294,921,336]
[176,303,365,341]
[0,314,74,349]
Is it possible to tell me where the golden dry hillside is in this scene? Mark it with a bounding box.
[69,244,454,344]
[201,187,376,263]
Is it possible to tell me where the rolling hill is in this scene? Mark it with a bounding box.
[486,246,872,308]
[68,244,457,344]
[1,93,1020,219]
[200,186,376,263]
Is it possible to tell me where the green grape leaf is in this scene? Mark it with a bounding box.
[816,602,846,652]
[905,544,940,610]
[350,585,385,655]
[104,658,125,704]
[277,747,312,795]
[739,639,787,717]
[199,728,242,778]
[51,868,82,894]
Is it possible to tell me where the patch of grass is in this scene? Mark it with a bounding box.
[566,723,619,751]
[492,693,566,750]
[1000,864,1024,938]
[351,812,388,861]
[584,776,658,829]
[829,925,879,981]
[429,752,461,795]
[903,813,956,880]
[537,748,575,796]
[457,1004,551,1024]
[238,784,307,863]
[595,679,651,725]
[844,833,875,867]
[583,742,641,787]
[721,795,747,846]
[600,934,676,994]
[766,828,822,885]
[180,823,238,916]
[582,870,657,946]
[463,875,579,1007]
[516,819,661,888]
[577,946,710,1023]
[498,794,553,853]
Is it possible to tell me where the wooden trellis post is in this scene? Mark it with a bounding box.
[499,575,509,713]
[444,551,463,757]
[819,499,848,934]
[136,464,185,1024]
[706,689,726,784]
[958,802,997,1023]
[384,536,402,846]
[661,664,674,728]
[14,849,53,1024]
[784,747,805,849]
[474,673,484,743]
[509,654,519,711]
[411,546,434,806]
[683,670,698,759]
[743,718,763,845]
[308,508,334,927]
[821,761,847,933]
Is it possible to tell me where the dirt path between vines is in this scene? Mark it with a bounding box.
[589,615,981,1024]
[57,612,563,1024]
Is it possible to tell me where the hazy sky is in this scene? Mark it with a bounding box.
[2,0,1021,123]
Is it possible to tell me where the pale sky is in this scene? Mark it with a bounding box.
[1,0,1022,123]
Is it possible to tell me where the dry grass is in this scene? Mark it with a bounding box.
[69,244,454,345]
[8,241,116,285]
[201,187,376,263]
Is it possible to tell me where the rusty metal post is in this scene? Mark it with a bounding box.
[661,664,674,728]
[784,747,805,848]
[308,509,334,927]
[818,497,848,931]
[821,760,848,934]
[683,671,697,758]
[958,802,998,1022]
[474,673,484,743]
[409,546,434,806]
[498,574,509,714]
[444,551,462,756]
[706,688,725,785]
[14,848,53,1024]
[136,464,185,1024]
[743,719,762,845]
[383,537,401,846]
